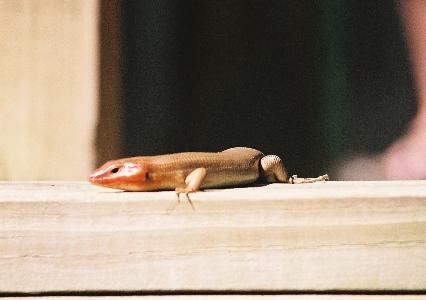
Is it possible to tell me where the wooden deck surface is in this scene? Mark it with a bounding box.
[0,181,425,295]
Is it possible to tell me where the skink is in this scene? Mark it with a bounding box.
[88,147,328,197]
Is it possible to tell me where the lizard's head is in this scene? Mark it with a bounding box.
[88,158,150,191]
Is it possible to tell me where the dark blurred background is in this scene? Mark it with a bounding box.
[118,1,417,177]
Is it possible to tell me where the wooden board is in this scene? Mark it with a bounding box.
[0,181,425,293]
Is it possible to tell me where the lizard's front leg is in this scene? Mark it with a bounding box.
[175,167,207,209]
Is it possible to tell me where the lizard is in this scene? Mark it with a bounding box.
[88,147,328,201]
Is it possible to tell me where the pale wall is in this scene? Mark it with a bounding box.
[0,1,99,180]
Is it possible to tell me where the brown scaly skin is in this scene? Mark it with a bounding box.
[88,147,328,197]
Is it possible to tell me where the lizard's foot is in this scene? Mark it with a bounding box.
[289,174,329,184]
[175,188,195,209]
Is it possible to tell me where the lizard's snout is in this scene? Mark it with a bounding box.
[88,161,149,190]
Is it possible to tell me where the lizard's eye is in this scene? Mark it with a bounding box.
[111,167,120,174]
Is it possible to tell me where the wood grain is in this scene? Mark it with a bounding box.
[0,181,425,293]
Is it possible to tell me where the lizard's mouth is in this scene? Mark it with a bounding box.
[88,162,149,190]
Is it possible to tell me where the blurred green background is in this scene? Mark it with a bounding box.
[120,1,417,177]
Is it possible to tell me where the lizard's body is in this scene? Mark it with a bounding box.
[88,147,327,195]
